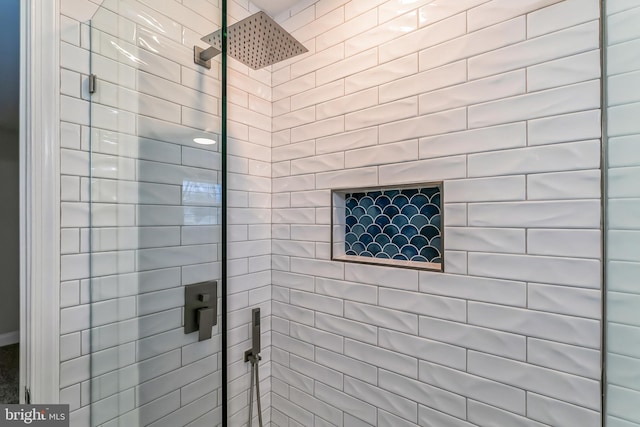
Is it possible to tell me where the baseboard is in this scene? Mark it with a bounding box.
[0,331,19,347]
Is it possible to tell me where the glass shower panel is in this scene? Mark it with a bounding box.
[88,1,223,425]
[606,1,640,426]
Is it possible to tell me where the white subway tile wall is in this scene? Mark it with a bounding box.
[56,0,607,426]
[270,0,601,427]
[59,0,271,426]
[606,2,640,427]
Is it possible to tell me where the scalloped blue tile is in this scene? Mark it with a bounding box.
[345,187,442,263]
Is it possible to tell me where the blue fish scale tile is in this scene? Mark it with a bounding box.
[344,187,442,263]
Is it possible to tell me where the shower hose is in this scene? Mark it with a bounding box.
[247,354,263,427]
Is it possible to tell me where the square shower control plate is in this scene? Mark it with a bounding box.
[184,280,218,335]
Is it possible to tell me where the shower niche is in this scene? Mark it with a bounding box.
[332,183,443,271]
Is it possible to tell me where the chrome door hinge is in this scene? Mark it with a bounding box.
[25,387,31,404]
[89,74,97,94]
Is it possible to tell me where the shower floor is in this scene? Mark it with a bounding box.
[0,344,19,404]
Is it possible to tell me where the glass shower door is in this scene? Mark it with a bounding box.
[88,1,223,425]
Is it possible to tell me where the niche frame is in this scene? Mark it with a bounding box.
[331,182,444,272]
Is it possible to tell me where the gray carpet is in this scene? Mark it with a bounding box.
[0,344,19,404]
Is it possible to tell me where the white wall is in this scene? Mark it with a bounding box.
[605,1,640,426]
[0,128,20,339]
[57,0,271,425]
[55,0,608,426]
[269,0,603,426]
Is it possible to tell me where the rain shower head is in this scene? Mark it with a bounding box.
[195,11,308,70]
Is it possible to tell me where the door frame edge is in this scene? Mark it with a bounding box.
[20,0,61,404]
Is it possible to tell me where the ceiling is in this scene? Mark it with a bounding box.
[251,0,303,16]
[0,0,20,132]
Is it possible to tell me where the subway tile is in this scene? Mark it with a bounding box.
[316,48,378,86]
[380,108,467,144]
[420,70,526,115]
[419,0,491,27]
[609,198,640,230]
[315,277,377,305]
[273,106,316,133]
[290,323,343,354]
[607,3,640,45]
[291,80,345,111]
[470,21,599,79]
[314,382,376,426]
[380,13,466,64]
[379,329,466,370]
[528,0,599,38]
[317,87,379,120]
[527,170,601,200]
[346,54,418,95]
[610,167,640,198]
[469,252,601,288]
[316,347,376,384]
[529,281,601,319]
[293,6,345,43]
[608,291,640,327]
[527,392,601,427]
[290,354,343,389]
[420,316,526,360]
[468,302,600,348]
[344,377,417,423]
[420,122,526,159]
[316,167,378,190]
[528,109,601,146]
[444,204,468,227]
[528,50,601,92]
[275,73,316,102]
[468,80,601,128]
[291,290,343,316]
[419,17,526,72]
[316,313,377,345]
[468,400,547,427]
[379,288,466,322]
[419,359,526,414]
[289,389,342,427]
[345,140,419,169]
[379,155,466,185]
[468,351,600,410]
[291,45,345,80]
[527,337,601,379]
[468,0,564,32]
[610,230,640,262]
[292,116,346,143]
[290,153,344,175]
[347,11,417,56]
[468,140,600,177]
[418,405,474,427]
[379,370,466,419]
[527,229,601,258]
[346,98,418,131]
[420,272,527,306]
[316,127,378,155]
[608,385,640,425]
[272,362,314,395]
[445,176,526,203]
[468,200,601,228]
[380,60,467,105]
[345,301,418,334]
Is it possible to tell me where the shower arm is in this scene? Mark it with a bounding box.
[193,46,220,69]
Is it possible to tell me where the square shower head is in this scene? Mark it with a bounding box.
[201,11,308,70]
